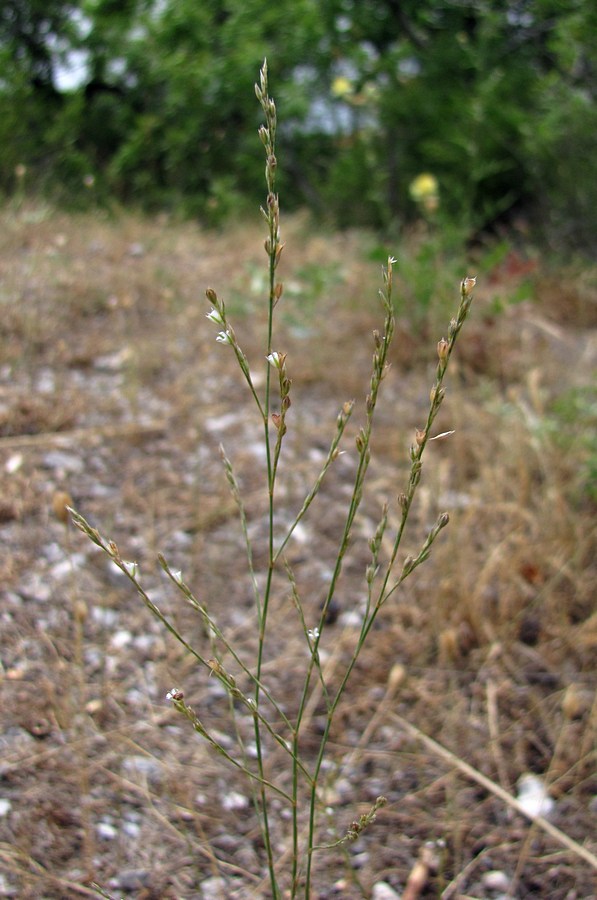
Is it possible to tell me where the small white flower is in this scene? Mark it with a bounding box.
[166,688,183,701]
[308,627,320,642]
[172,570,183,584]
[206,308,224,325]
[266,351,285,369]
[216,330,232,344]
[122,560,138,578]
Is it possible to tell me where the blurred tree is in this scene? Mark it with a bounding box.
[1,0,596,246]
[82,0,327,216]
[0,0,78,93]
[0,0,76,189]
[318,0,597,234]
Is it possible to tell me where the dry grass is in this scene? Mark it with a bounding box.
[0,201,595,899]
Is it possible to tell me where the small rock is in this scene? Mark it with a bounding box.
[0,871,18,896]
[5,454,23,474]
[96,821,118,840]
[20,576,51,603]
[91,606,119,627]
[42,450,84,473]
[204,411,238,433]
[133,633,159,653]
[201,876,227,899]
[49,557,83,580]
[122,755,162,784]
[36,369,56,393]
[110,629,132,649]
[372,882,401,900]
[221,791,249,811]
[483,870,511,891]
[516,774,555,818]
[350,850,370,869]
[94,346,133,372]
[112,869,151,891]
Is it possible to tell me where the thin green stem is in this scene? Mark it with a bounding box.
[252,59,285,898]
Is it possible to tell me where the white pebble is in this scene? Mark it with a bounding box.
[110,630,133,649]
[483,870,511,891]
[221,791,249,811]
[96,822,118,840]
[372,882,401,900]
[517,774,555,818]
[201,876,227,899]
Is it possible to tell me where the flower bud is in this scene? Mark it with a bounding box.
[402,555,415,575]
[462,276,477,296]
[166,688,184,702]
[365,563,378,584]
[437,338,449,361]
[108,540,120,559]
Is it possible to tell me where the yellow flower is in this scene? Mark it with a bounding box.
[409,173,439,205]
[331,76,353,99]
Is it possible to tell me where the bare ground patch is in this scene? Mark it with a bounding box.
[0,205,595,898]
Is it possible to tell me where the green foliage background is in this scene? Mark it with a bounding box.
[2,0,597,246]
